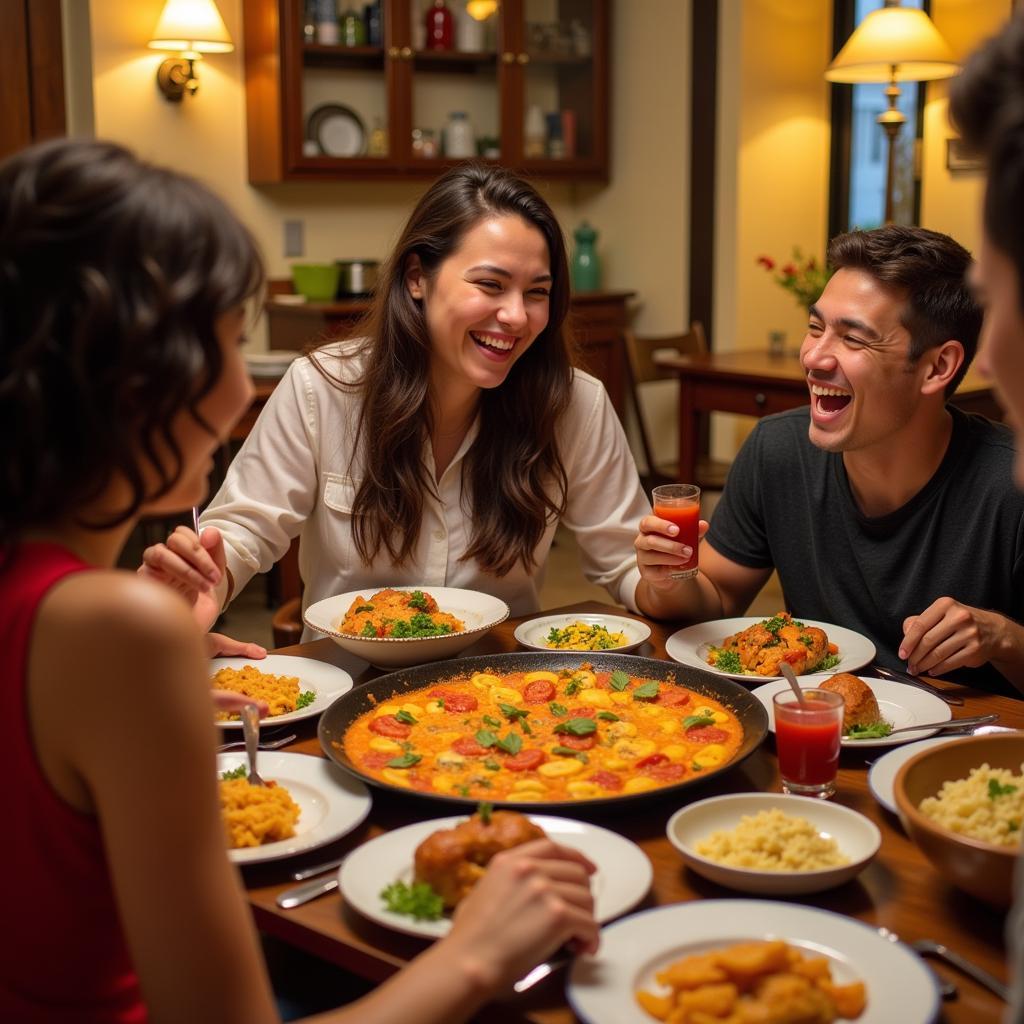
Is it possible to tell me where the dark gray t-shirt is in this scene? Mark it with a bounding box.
[706,406,1024,695]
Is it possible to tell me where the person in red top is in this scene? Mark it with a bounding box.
[0,137,598,1023]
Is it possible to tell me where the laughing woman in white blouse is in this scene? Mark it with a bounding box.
[141,164,652,634]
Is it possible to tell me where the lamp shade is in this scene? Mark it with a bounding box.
[825,5,958,84]
[149,0,234,54]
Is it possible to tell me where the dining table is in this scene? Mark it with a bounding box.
[241,600,1022,1023]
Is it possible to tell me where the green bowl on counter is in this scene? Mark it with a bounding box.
[290,263,340,301]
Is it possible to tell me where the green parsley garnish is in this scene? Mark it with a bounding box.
[380,881,444,921]
[395,709,418,725]
[483,715,501,728]
[386,753,422,769]
[354,604,374,614]
[361,621,379,637]
[549,701,568,717]
[551,746,589,763]
[564,678,581,696]
[553,717,597,737]
[844,721,893,739]
[632,680,659,700]
[989,778,1018,799]
[596,711,621,722]
[477,801,493,824]
[295,690,316,709]
[475,729,499,748]
[497,732,523,755]
[389,612,454,638]
[762,616,787,635]
[609,670,630,692]
[408,590,430,611]
[709,648,743,674]
[817,653,841,671]
[220,764,247,780]
[483,758,501,771]
[683,713,716,730]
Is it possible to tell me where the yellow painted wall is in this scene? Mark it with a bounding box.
[83,0,690,345]
[920,0,1014,249]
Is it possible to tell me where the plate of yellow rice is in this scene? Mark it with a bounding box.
[210,654,353,730]
[514,613,651,654]
[218,752,371,864]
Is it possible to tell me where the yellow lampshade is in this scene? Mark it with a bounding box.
[825,5,958,84]
[466,0,498,20]
[149,0,234,55]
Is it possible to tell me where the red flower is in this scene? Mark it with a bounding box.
[782,263,797,276]
[757,255,775,270]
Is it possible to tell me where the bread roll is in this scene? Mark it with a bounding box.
[820,673,882,730]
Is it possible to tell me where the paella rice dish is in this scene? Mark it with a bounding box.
[339,663,745,802]
[918,763,1024,847]
[636,939,867,1022]
[210,664,312,720]
[340,588,465,639]
[694,809,849,871]
[219,775,300,848]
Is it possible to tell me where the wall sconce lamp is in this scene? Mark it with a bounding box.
[149,0,234,102]
[825,0,958,224]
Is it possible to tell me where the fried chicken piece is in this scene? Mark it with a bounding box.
[413,810,546,908]
[820,674,882,731]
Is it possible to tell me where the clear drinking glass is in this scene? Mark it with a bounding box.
[773,689,844,798]
[651,484,701,580]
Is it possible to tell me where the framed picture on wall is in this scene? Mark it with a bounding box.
[946,137,984,173]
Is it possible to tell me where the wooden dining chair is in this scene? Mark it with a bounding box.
[623,322,731,492]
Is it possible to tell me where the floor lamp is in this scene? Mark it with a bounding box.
[825,0,958,224]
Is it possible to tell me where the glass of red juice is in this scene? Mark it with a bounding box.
[772,689,844,798]
[651,484,701,579]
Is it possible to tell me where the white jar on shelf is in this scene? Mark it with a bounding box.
[444,111,476,158]
[524,104,546,158]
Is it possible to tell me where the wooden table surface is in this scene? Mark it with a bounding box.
[242,602,1021,1023]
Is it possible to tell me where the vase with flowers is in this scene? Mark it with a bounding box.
[757,249,832,356]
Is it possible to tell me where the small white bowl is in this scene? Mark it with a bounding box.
[303,586,510,669]
[666,792,880,895]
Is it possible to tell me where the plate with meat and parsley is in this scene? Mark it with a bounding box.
[665,614,876,683]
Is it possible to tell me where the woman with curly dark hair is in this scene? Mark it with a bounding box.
[0,138,597,1022]
[140,163,652,634]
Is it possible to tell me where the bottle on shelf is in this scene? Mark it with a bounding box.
[524,104,546,159]
[546,112,565,158]
[456,6,485,52]
[571,221,601,292]
[363,1,382,46]
[443,111,476,158]
[425,0,454,50]
[368,117,388,156]
[340,7,366,46]
[303,0,317,42]
[315,0,339,43]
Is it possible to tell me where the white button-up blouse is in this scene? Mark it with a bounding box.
[202,340,650,635]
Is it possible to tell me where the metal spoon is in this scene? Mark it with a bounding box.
[217,733,296,753]
[241,703,267,787]
[779,663,809,706]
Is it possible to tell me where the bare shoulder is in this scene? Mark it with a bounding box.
[36,569,203,687]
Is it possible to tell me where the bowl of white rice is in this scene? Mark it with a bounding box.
[893,732,1024,908]
[666,792,881,895]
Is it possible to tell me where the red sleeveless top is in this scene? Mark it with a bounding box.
[0,543,146,1022]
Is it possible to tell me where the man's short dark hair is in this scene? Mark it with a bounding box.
[950,14,1024,311]
[827,225,982,396]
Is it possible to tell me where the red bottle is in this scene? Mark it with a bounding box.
[425,0,453,50]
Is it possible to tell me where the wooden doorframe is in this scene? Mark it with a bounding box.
[0,0,65,159]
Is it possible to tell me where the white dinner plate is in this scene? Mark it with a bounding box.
[339,813,652,940]
[218,752,371,865]
[211,654,353,731]
[513,613,651,654]
[664,616,876,681]
[307,103,366,157]
[752,674,953,748]
[568,900,940,1024]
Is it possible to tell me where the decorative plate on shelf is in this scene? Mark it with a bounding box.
[306,103,366,157]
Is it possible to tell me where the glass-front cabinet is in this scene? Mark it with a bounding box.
[242,0,608,181]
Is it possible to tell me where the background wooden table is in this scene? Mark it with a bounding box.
[651,348,1000,485]
[242,602,1020,1023]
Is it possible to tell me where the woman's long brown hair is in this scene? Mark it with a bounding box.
[312,163,574,578]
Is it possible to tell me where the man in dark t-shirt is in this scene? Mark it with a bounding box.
[635,225,1024,695]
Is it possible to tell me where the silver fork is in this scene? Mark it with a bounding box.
[877,927,957,999]
[241,703,267,787]
[912,939,1009,1001]
[217,733,296,753]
